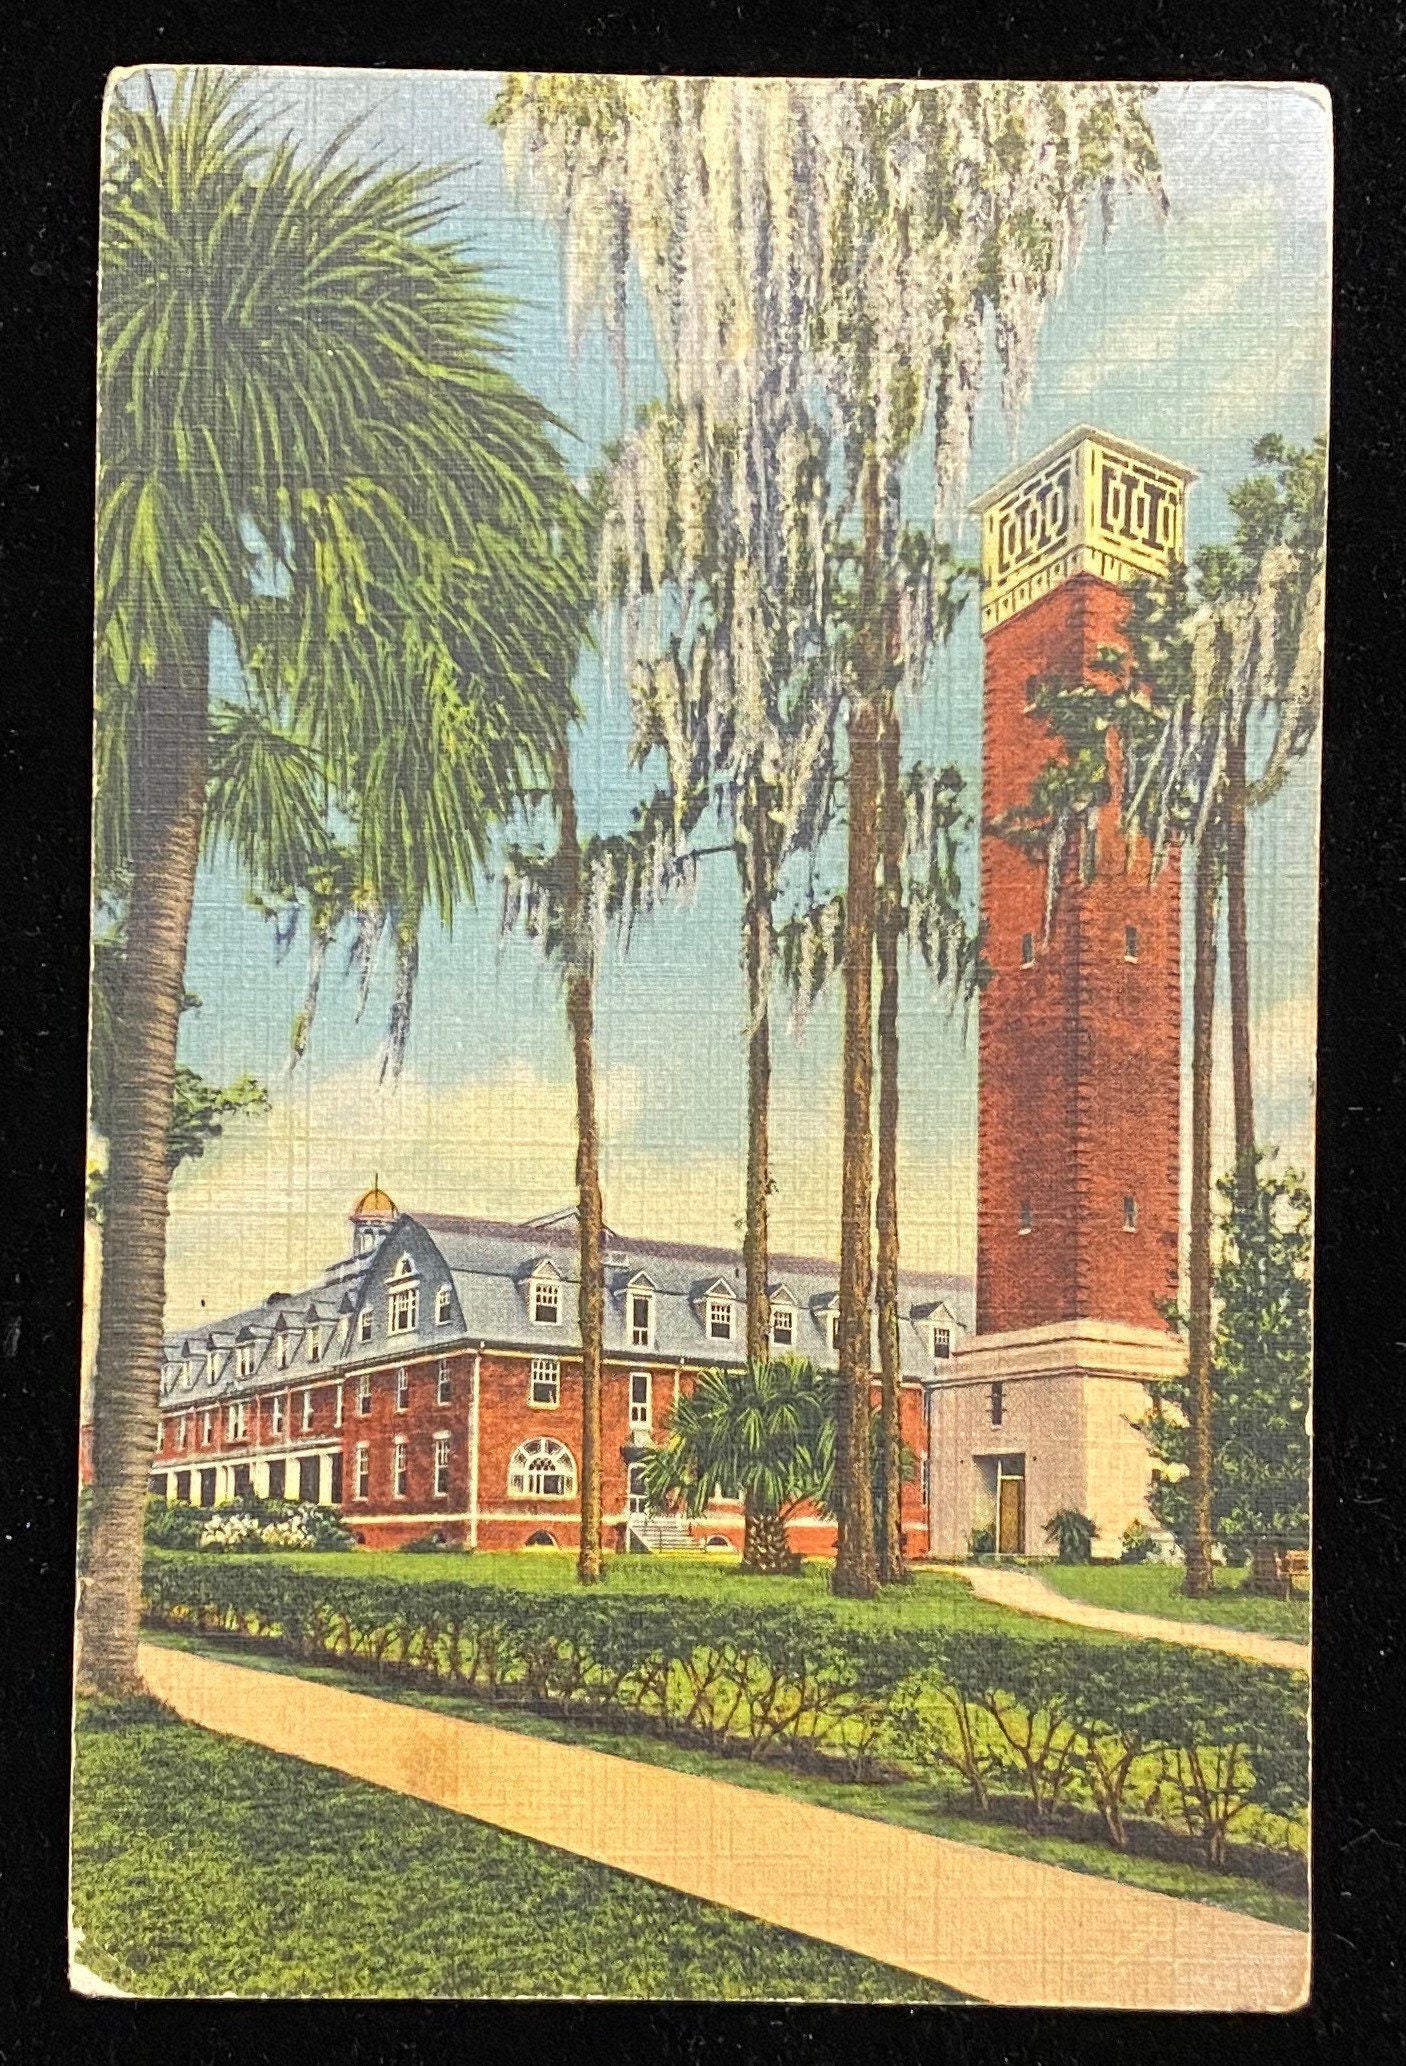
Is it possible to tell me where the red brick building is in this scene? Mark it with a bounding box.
[144,1186,969,1556]
[932,425,1192,1559]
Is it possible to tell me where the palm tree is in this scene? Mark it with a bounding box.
[83,70,591,1695]
[642,1357,833,1575]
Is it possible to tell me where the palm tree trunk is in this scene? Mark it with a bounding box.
[1225,707,1256,1211]
[742,1493,800,1575]
[1184,812,1223,1599]
[555,743,605,1586]
[833,454,883,1601]
[742,779,772,1368]
[875,693,907,1586]
[78,673,208,1696]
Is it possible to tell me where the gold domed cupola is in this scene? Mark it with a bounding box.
[350,1178,397,1255]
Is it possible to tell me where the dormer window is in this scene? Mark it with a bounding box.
[629,1289,654,1348]
[204,1350,219,1384]
[236,1342,254,1381]
[388,1284,418,1335]
[274,1331,290,1371]
[770,1304,795,1349]
[707,1297,733,1342]
[436,1284,452,1326]
[828,1311,841,1352]
[358,1307,373,1343]
[306,1325,324,1362]
[180,1357,193,1387]
[532,1275,561,1326]
[933,1325,952,1360]
[391,1253,416,1280]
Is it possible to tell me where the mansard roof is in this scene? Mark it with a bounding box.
[160,1203,973,1403]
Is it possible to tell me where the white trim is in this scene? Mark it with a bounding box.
[949,1319,1186,1384]
[468,1351,481,1550]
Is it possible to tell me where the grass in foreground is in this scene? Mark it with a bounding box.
[145,1631,1309,1933]
[248,1549,1120,1643]
[71,1696,958,2000]
[1036,1563,1310,1642]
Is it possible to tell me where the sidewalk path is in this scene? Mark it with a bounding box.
[139,1641,1307,2011]
[932,1565,1311,1673]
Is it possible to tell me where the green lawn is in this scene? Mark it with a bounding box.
[1036,1563,1310,1642]
[144,1630,1309,1933]
[255,1548,1119,1642]
[71,1696,958,2000]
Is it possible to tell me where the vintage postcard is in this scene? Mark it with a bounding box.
[73,69,1326,2006]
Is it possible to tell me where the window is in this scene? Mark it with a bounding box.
[226,1400,248,1441]
[630,1291,653,1347]
[707,1297,733,1341]
[1019,1200,1033,1235]
[306,1325,323,1363]
[201,1410,214,1445]
[433,1433,451,1498]
[175,1415,187,1451]
[1021,932,1035,968]
[204,1351,219,1383]
[358,1372,372,1416]
[436,1284,453,1326]
[933,1325,952,1360]
[236,1342,254,1380]
[770,1305,795,1349]
[396,1366,410,1411]
[334,1382,344,1429]
[530,1356,560,1407]
[388,1285,418,1335]
[301,1388,315,1432]
[921,1456,931,1503]
[990,1382,1004,1428]
[532,1277,561,1325]
[827,1309,841,1352]
[180,1356,193,1387]
[627,1462,647,1514]
[354,1442,370,1501]
[1124,924,1140,963]
[1123,1194,1138,1232]
[436,1359,452,1406]
[507,1436,576,1500]
[274,1331,290,1371]
[270,1394,285,1437]
[629,1370,651,1430]
[393,1436,408,1498]
[358,1307,373,1343]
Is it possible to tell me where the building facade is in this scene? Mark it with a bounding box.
[930,425,1191,1559]
[144,1186,970,1554]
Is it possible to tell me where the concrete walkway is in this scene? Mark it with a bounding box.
[934,1565,1311,1673]
[139,1642,1307,2011]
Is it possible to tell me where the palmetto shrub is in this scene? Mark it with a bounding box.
[141,1556,1307,1863]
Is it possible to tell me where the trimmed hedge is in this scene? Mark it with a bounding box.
[142,1555,1307,1867]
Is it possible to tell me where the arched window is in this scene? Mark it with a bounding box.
[524,1530,557,1548]
[507,1437,577,1500]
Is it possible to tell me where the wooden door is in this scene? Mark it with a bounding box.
[997,1473,1025,1554]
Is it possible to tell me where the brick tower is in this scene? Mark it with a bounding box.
[931,427,1193,1559]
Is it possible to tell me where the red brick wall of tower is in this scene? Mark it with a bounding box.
[977,572,1181,1336]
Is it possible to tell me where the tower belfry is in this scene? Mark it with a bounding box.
[931,426,1193,1559]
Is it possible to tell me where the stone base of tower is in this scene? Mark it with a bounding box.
[928,1321,1187,1561]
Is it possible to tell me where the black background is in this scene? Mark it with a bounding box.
[3,5,1403,2060]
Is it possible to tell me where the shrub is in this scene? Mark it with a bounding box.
[1120,1520,1160,1565]
[144,1498,211,1551]
[1043,1508,1097,1564]
[967,1524,995,1558]
[140,1556,1308,1866]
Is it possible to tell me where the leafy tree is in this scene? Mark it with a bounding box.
[1142,1161,1311,1573]
[87,917,268,1219]
[83,69,592,1696]
[642,1357,835,1575]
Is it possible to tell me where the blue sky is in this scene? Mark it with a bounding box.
[142,76,1331,1325]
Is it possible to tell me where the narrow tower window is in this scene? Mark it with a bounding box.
[1019,1200,1033,1235]
[1124,924,1140,963]
[1123,1194,1138,1232]
[1020,932,1035,968]
[990,1382,1004,1428]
